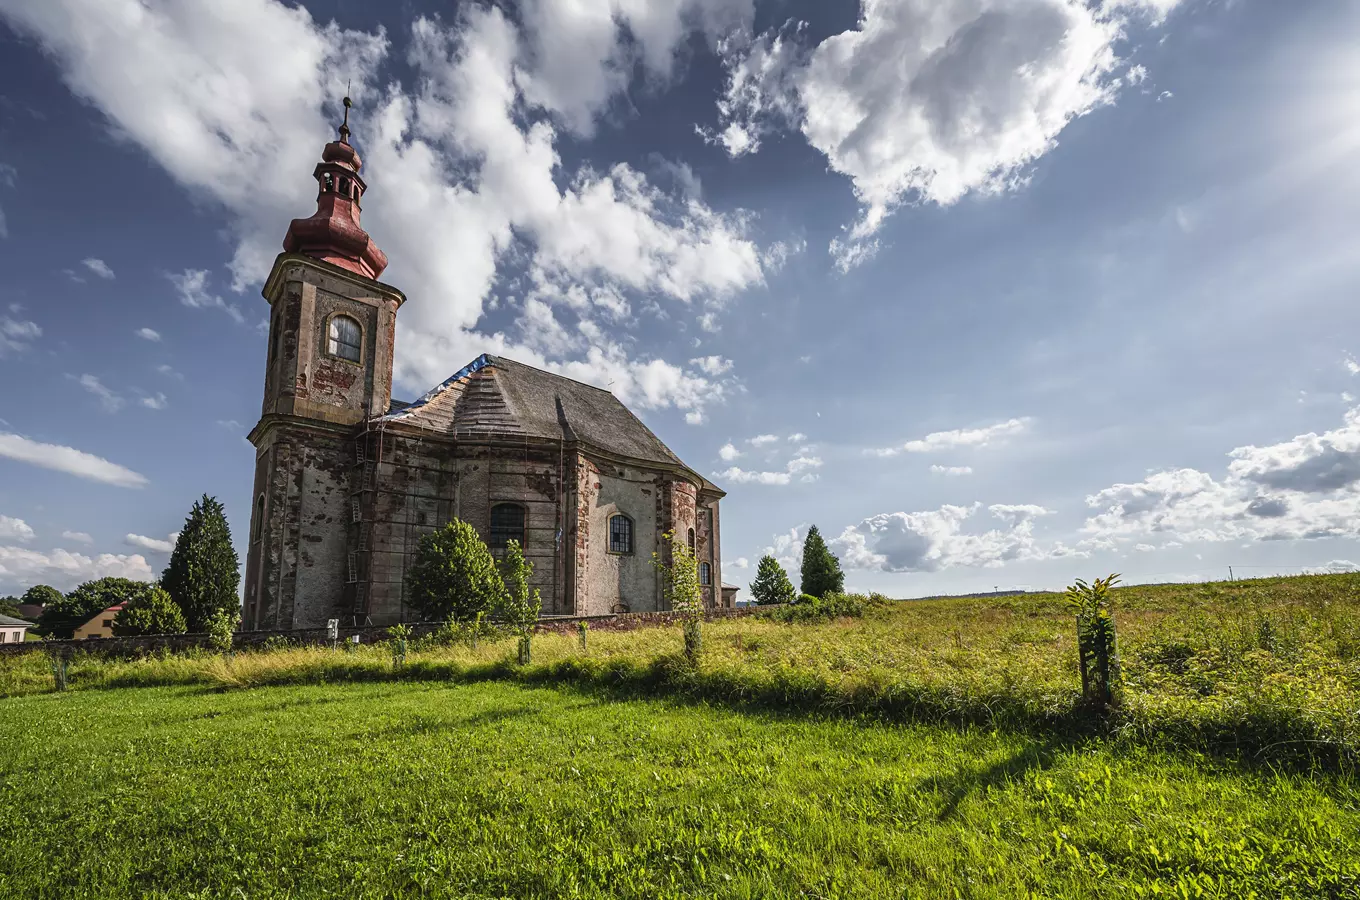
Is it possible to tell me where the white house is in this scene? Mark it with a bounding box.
[0,614,33,643]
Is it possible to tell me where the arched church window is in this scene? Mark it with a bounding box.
[700,562,711,586]
[609,515,633,554]
[327,315,362,363]
[252,495,265,542]
[687,528,696,554]
[489,503,525,550]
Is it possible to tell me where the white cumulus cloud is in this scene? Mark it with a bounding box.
[1084,407,1360,545]
[61,530,94,544]
[0,515,35,542]
[707,0,1185,263]
[136,327,161,342]
[0,545,153,593]
[0,0,770,425]
[832,502,1077,573]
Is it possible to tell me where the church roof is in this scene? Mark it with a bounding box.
[379,354,720,491]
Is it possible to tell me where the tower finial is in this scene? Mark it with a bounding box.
[338,88,352,144]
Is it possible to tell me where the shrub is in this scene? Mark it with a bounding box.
[405,519,508,623]
[39,578,152,639]
[750,555,796,606]
[162,495,241,632]
[206,609,240,653]
[1066,574,1121,710]
[799,525,844,599]
[653,531,703,663]
[111,585,187,636]
[764,591,873,624]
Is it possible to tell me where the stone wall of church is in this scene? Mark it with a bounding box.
[243,426,353,630]
[579,460,664,615]
[248,425,719,629]
[696,498,721,608]
[360,432,568,623]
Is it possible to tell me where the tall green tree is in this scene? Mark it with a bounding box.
[799,525,845,599]
[498,539,542,664]
[0,596,19,618]
[20,584,62,613]
[161,495,241,632]
[111,585,187,636]
[749,555,796,606]
[406,519,508,622]
[37,578,150,638]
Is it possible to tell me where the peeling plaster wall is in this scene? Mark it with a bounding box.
[581,463,661,614]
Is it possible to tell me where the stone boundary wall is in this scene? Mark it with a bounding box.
[0,607,756,660]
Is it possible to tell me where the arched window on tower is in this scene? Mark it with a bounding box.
[327,315,362,363]
[609,514,633,554]
[700,562,711,586]
[489,503,525,550]
[252,495,265,543]
[687,528,696,554]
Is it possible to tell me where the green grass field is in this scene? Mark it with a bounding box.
[3,574,1359,897]
[3,680,1358,899]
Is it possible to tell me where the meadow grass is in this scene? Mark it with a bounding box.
[2,679,1358,899]
[4,573,1358,766]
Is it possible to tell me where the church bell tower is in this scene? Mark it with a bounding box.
[243,97,406,630]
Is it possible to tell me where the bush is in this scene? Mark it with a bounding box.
[764,591,874,624]
[111,586,187,636]
[750,555,796,606]
[406,519,508,623]
[498,540,542,664]
[38,578,153,639]
[206,608,240,652]
[162,495,241,632]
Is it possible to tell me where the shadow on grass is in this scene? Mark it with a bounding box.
[914,735,1072,820]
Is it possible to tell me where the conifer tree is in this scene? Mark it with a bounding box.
[749,555,796,606]
[799,525,845,599]
[161,495,241,633]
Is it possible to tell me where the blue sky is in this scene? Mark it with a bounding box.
[2,0,1359,598]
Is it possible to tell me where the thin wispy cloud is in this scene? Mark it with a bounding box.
[0,432,148,488]
[125,532,178,553]
[74,374,124,413]
[873,418,1033,457]
[81,257,115,280]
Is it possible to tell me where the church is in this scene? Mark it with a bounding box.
[241,103,726,630]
